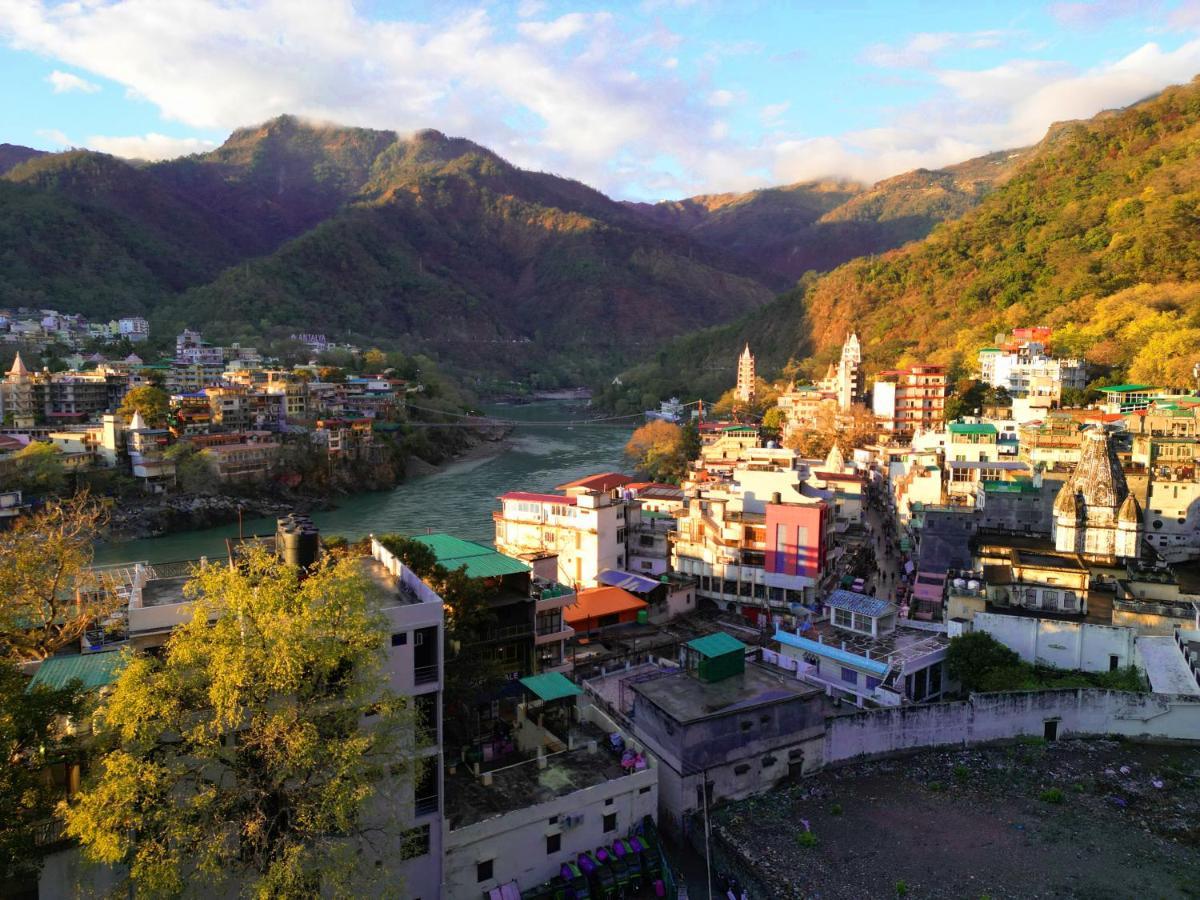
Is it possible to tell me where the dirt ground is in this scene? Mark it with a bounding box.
[705,739,1200,899]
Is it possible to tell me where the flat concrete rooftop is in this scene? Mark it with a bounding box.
[630,661,821,724]
[804,620,950,670]
[445,721,636,830]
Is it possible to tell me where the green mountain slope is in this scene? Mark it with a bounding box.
[0,144,45,175]
[624,150,1022,284]
[605,76,1200,407]
[158,129,774,382]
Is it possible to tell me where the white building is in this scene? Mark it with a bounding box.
[495,474,634,588]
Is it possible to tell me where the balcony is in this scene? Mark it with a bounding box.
[535,621,575,645]
[413,664,439,685]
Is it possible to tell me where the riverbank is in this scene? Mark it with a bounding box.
[104,423,513,542]
[93,399,630,566]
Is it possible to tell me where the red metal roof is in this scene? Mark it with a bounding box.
[556,472,634,492]
[500,491,577,505]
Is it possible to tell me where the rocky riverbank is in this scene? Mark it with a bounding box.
[105,493,332,541]
[104,424,513,541]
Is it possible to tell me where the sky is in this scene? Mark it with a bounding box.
[4,1,1200,200]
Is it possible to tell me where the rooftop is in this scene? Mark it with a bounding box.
[825,589,894,618]
[1099,384,1157,393]
[685,631,747,658]
[776,621,950,674]
[949,423,999,436]
[630,661,820,724]
[557,472,634,492]
[444,720,638,829]
[411,533,530,579]
[28,650,127,692]
[499,490,577,506]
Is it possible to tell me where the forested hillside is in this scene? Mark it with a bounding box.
[602,77,1200,410]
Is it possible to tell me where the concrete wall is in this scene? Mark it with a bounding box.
[973,612,1136,672]
[443,765,657,898]
[824,689,1200,765]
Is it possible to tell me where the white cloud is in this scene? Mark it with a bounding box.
[517,12,611,44]
[85,132,217,160]
[772,38,1200,185]
[515,0,547,18]
[35,127,70,147]
[1049,0,1150,30]
[46,69,99,93]
[3,1,1200,200]
[760,101,790,126]
[863,30,1010,68]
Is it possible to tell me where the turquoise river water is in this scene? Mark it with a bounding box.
[93,400,631,566]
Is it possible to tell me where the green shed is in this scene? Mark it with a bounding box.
[683,631,746,683]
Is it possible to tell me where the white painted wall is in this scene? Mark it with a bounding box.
[824,690,1200,765]
[443,763,657,898]
[973,612,1136,672]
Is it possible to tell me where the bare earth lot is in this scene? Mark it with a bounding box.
[706,739,1200,899]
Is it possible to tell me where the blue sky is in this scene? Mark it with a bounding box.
[4,0,1200,199]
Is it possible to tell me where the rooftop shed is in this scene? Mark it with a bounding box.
[682,631,746,683]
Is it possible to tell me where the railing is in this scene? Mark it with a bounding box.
[413,664,439,685]
[414,794,439,816]
[477,623,535,642]
[1113,598,1194,618]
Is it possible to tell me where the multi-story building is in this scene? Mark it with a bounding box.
[117,317,149,342]
[192,431,280,482]
[871,365,947,435]
[671,476,829,625]
[494,474,634,589]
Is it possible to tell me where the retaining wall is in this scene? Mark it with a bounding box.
[824,689,1200,765]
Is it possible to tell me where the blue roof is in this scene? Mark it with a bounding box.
[774,628,890,677]
[598,569,661,594]
[825,589,894,618]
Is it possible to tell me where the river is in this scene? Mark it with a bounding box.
[93,400,632,566]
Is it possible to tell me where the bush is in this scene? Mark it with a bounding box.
[1039,787,1065,804]
[895,880,910,896]
[946,632,1020,693]
[830,802,843,816]
[796,830,818,848]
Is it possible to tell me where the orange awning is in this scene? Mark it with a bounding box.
[563,586,647,627]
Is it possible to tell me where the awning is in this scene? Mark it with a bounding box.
[564,586,647,627]
[598,569,661,594]
[519,672,583,702]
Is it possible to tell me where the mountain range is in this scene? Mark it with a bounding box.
[0,115,1009,386]
[604,76,1200,409]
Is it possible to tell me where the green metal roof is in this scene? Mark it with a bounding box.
[1098,384,1156,393]
[948,423,998,435]
[411,533,529,579]
[686,631,746,658]
[28,651,127,693]
[519,672,583,702]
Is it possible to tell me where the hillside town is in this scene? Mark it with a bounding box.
[10,329,1200,899]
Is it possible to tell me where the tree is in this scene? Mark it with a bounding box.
[0,660,88,885]
[0,495,118,662]
[761,407,786,434]
[625,420,688,484]
[62,547,416,898]
[7,442,67,497]
[117,386,169,428]
[164,442,216,494]
[945,632,1020,694]
[785,403,878,459]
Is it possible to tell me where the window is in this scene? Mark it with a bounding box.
[605,797,614,807]
[841,667,858,685]
[639,786,652,795]
[390,632,407,647]
[734,764,750,775]
[546,833,561,854]
[603,813,617,833]
[477,860,493,883]
[762,755,777,768]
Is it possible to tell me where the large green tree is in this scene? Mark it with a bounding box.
[117,386,170,428]
[946,631,1021,695]
[7,442,67,498]
[0,495,118,662]
[62,547,417,898]
[0,660,88,885]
